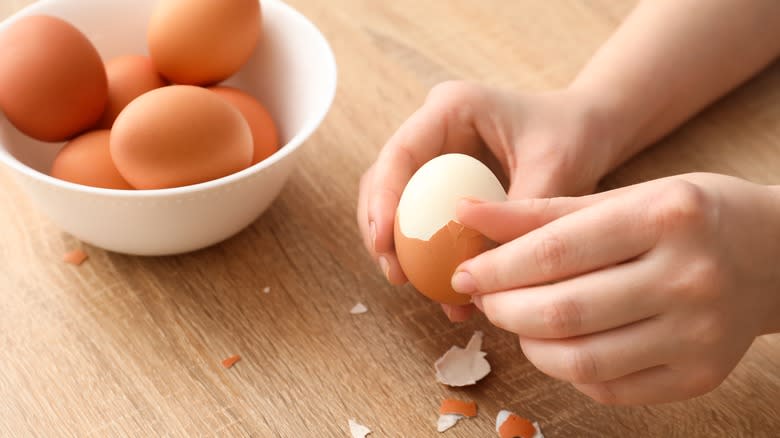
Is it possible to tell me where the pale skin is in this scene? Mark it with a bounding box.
[357,0,780,404]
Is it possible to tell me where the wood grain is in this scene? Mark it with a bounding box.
[2,0,779,436]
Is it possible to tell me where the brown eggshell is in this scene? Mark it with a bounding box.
[147,0,261,85]
[96,55,167,129]
[395,218,493,305]
[110,85,253,190]
[50,130,133,190]
[209,86,279,164]
[0,15,107,142]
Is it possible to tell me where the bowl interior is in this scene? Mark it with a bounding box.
[0,0,337,185]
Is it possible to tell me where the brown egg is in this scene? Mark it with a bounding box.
[96,55,167,129]
[110,85,253,190]
[209,86,279,164]
[147,0,261,85]
[50,130,133,190]
[394,154,507,305]
[395,219,490,305]
[0,15,107,142]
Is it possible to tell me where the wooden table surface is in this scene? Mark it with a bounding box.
[2,1,780,436]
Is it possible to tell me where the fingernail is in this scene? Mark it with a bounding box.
[378,256,390,281]
[471,295,484,312]
[451,270,476,294]
[369,221,377,252]
[443,306,455,322]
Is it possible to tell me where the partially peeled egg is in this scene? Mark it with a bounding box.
[394,153,507,305]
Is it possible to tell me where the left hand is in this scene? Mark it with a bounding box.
[451,173,780,404]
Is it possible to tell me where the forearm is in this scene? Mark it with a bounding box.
[570,0,780,171]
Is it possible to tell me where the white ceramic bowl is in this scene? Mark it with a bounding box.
[0,0,337,256]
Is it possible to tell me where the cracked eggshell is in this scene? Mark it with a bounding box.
[394,154,506,305]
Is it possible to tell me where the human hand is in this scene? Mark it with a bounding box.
[357,81,617,321]
[452,173,780,404]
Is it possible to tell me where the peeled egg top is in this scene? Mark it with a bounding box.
[395,154,507,305]
[97,55,167,129]
[110,85,253,190]
[397,154,507,240]
[50,130,133,190]
[147,0,261,85]
[209,86,279,165]
[0,15,107,142]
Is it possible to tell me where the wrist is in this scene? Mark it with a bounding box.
[561,85,642,179]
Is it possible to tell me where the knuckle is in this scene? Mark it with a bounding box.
[669,255,721,302]
[683,365,725,397]
[534,231,568,277]
[425,81,485,123]
[541,297,583,337]
[649,180,710,232]
[563,348,600,383]
[426,80,481,104]
[686,313,727,351]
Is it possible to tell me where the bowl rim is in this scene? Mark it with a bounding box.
[0,0,338,198]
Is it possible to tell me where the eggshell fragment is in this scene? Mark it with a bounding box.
[97,55,167,128]
[434,331,491,387]
[348,419,372,438]
[495,410,543,438]
[50,130,133,190]
[63,249,88,266]
[439,399,477,417]
[148,0,261,85]
[111,85,253,189]
[221,355,241,369]
[209,86,279,164]
[395,154,507,305]
[437,414,462,433]
[0,15,107,141]
[350,303,369,314]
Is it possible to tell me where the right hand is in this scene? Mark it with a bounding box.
[356,81,618,321]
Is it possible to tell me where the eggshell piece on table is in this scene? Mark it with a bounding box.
[437,414,463,433]
[394,153,507,305]
[439,399,478,417]
[350,303,368,314]
[110,85,253,190]
[0,15,107,142]
[434,331,491,387]
[50,130,133,190]
[221,355,241,369]
[148,0,261,85]
[97,55,167,129]
[348,419,372,438]
[63,249,89,266]
[209,86,279,164]
[495,410,543,438]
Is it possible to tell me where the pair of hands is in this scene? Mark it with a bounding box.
[357,81,780,405]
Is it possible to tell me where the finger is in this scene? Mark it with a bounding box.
[356,165,375,254]
[357,166,409,284]
[454,188,661,294]
[381,253,408,285]
[369,99,482,257]
[441,303,474,323]
[519,317,673,385]
[456,184,641,244]
[474,260,663,338]
[456,197,592,244]
[573,365,705,405]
